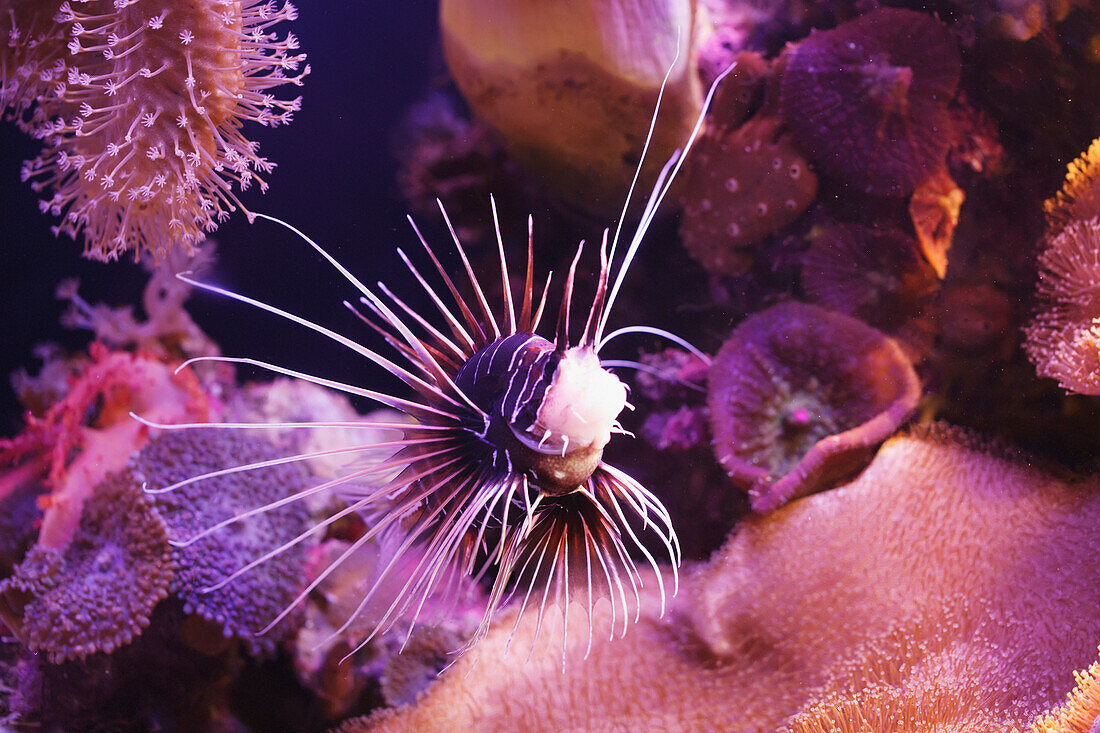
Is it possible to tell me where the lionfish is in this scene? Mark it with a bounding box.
[138,60,734,658]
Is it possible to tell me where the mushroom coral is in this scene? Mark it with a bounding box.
[343,424,1100,732]
[778,8,961,197]
[708,302,920,513]
[801,223,939,332]
[0,472,171,663]
[680,114,818,276]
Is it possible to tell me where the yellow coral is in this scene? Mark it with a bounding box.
[1044,136,1100,235]
[1028,647,1100,733]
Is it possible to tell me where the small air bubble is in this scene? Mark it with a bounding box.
[724,178,739,193]
[756,203,768,216]
[700,198,712,212]
[789,164,801,179]
[726,222,741,237]
[772,157,783,170]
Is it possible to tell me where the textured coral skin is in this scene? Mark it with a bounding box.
[348,426,1100,732]
[680,114,818,275]
[0,474,171,663]
[140,428,311,655]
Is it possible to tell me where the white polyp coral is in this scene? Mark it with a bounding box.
[535,346,627,452]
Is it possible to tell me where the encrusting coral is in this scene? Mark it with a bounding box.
[344,425,1100,732]
[778,8,961,197]
[0,472,171,663]
[0,0,307,260]
[707,302,921,513]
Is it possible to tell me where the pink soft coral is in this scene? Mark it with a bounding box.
[0,343,210,549]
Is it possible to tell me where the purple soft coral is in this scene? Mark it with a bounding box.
[140,428,311,655]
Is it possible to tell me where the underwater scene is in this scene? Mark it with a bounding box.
[2,0,1100,730]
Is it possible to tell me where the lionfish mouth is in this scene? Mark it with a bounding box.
[135,59,736,661]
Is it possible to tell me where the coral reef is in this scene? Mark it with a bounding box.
[778,8,961,197]
[3,1,1100,729]
[344,426,1100,731]
[0,0,307,260]
[707,302,921,512]
[393,90,520,244]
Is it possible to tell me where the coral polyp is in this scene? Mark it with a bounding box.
[2,0,308,259]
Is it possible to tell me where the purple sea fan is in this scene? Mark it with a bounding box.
[3,0,308,260]
[778,8,961,197]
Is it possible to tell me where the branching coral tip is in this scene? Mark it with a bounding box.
[134,57,738,661]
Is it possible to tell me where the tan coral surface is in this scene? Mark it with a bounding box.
[351,425,1100,732]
